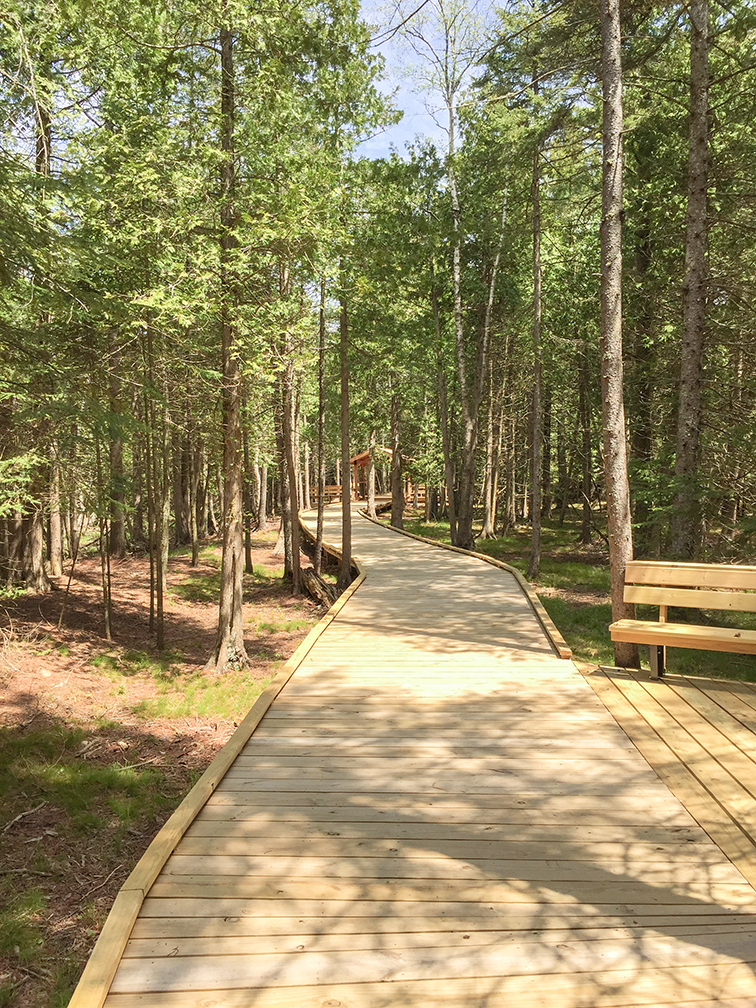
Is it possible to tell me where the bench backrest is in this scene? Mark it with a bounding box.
[624,560,756,613]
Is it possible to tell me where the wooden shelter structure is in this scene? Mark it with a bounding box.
[349,446,392,498]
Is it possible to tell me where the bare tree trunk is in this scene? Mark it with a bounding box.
[94,436,113,640]
[143,392,156,631]
[190,435,201,567]
[314,280,327,575]
[337,295,352,592]
[303,440,312,511]
[480,359,497,540]
[367,427,377,520]
[670,0,709,560]
[22,496,51,593]
[281,357,302,594]
[132,409,146,546]
[208,13,247,671]
[479,199,507,541]
[108,334,127,557]
[243,427,253,575]
[528,143,543,582]
[390,382,404,531]
[542,385,552,518]
[578,350,593,545]
[156,399,171,651]
[257,462,268,530]
[432,279,457,541]
[48,448,63,575]
[600,0,638,667]
[446,104,484,551]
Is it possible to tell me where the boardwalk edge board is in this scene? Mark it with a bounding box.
[68,517,366,1008]
[357,508,573,660]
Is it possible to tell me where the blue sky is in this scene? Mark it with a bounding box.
[356,1,448,158]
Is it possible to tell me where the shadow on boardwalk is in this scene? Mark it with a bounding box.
[124,671,756,1007]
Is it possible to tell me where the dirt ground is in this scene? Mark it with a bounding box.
[0,530,320,1007]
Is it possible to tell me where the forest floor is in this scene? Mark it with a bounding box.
[0,526,321,1008]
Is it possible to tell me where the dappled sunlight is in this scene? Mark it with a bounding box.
[102,507,756,1007]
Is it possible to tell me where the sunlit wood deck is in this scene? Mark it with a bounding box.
[74,506,756,1008]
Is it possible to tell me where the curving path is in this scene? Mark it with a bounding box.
[84,507,756,1007]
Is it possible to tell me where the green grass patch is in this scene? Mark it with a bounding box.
[170,563,284,604]
[130,669,275,720]
[251,563,283,581]
[170,569,222,603]
[91,648,183,680]
[0,887,46,962]
[257,617,311,634]
[0,717,194,1008]
[0,724,165,822]
[169,544,220,565]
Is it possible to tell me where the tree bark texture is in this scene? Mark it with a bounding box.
[281,357,302,594]
[670,0,709,560]
[108,337,127,557]
[337,295,352,592]
[209,16,247,671]
[314,280,326,575]
[390,385,404,531]
[528,143,543,582]
[600,0,638,667]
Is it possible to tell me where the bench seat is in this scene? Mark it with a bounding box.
[609,560,756,676]
[609,618,756,655]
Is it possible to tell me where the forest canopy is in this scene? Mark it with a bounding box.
[2,0,756,670]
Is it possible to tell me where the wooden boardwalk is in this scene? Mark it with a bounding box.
[76,507,756,1008]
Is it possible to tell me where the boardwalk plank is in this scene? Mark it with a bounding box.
[87,508,756,1008]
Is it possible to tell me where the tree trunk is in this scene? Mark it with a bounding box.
[108,334,127,557]
[208,13,247,671]
[433,281,457,542]
[600,0,638,668]
[367,427,377,520]
[542,385,552,519]
[528,143,543,582]
[337,295,352,592]
[390,383,404,531]
[22,496,51,593]
[48,449,63,576]
[303,440,311,512]
[670,0,709,560]
[190,435,201,567]
[281,357,302,594]
[480,359,497,540]
[446,104,482,551]
[94,436,113,639]
[578,350,593,545]
[628,136,656,556]
[156,399,171,651]
[314,280,327,575]
[257,460,268,531]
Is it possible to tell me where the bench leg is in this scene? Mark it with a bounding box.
[649,645,665,679]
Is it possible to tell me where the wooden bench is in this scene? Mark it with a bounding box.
[310,484,344,504]
[609,560,756,677]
